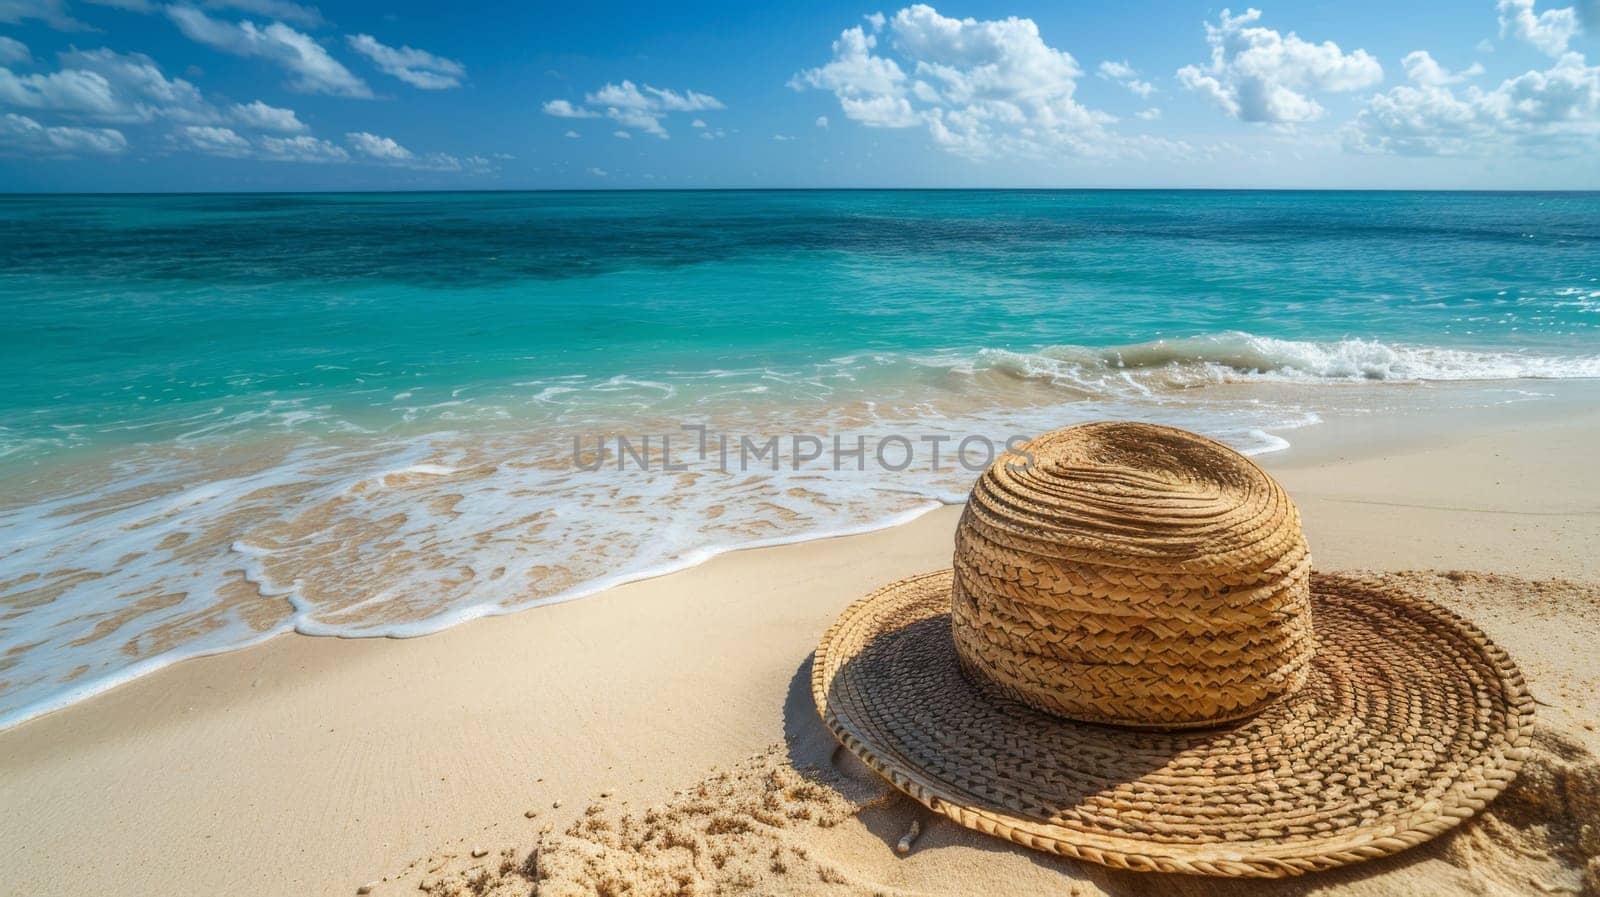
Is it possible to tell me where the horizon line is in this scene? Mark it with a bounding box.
[5,186,1600,197]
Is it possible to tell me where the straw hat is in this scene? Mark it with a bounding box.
[812,422,1533,877]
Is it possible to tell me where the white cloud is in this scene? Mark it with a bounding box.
[414,151,491,173]
[229,98,304,131]
[772,133,794,141]
[1348,51,1600,155]
[1098,59,1135,80]
[204,0,324,28]
[1497,0,1579,56]
[84,0,159,11]
[257,132,347,161]
[85,0,325,25]
[0,111,126,154]
[0,47,325,148]
[58,47,212,121]
[1097,59,1155,97]
[1402,50,1485,86]
[144,117,494,172]
[166,5,371,97]
[0,47,251,129]
[0,0,90,31]
[589,80,721,113]
[816,114,829,128]
[346,129,411,160]
[790,20,913,126]
[1176,8,1382,124]
[691,117,706,127]
[0,36,29,66]
[346,34,464,89]
[612,129,631,139]
[563,129,579,138]
[173,123,251,155]
[0,67,122,117]
[542,79,723,138]
[1136,107,1162,120]
[342,130,490,172]
[791,4,1123,159]
[542,98,597,118]
[586,166,606,177]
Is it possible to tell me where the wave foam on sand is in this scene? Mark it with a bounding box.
[3,332,1598,732]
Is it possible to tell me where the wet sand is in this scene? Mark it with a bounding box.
[2,390,1598,896]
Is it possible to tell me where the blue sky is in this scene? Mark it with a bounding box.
[1,0,1598,190]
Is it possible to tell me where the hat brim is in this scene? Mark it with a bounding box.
[812,569,1534,878]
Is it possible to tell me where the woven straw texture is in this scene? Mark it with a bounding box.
[813,569,1535,877]
[954,421,1314,729]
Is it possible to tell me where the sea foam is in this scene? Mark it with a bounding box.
[1,333,1597,731]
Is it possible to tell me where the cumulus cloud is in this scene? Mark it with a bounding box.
[173,123,251,155]
[0,0,90,31]
[204,0,324,28]
[789,22,912,126]
[1498,0,1580,56]
[563,129,579,138]
[1402,50,1485,86]
[791,4,1129,159]
[1348,51,1600,155]
[0,66,123,118]
[0,111,126,154]
[152,117,494,173]
[83,0,159,10]
[347,34,464,89]
[229,98,304,131]
[0,47,280,132]
[166,5,371,97]
[257,132,347,161]
[1097,59,1155,97]
[346,129,411,160]
[1176,8,1382,124]
[612,129,631,139]
[0,46,328,157]
[542,98,597,118]
[59,47,211,119]
[0,36,29,66]
[85,0,325,25]
[816,114,828,127]
[541,79,723,138]
[343,129,489,171]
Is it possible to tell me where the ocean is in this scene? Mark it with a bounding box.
[2,189,1598,728]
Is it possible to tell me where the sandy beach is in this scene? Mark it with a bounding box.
[7,2,1600,891]
[3,391,1599,897]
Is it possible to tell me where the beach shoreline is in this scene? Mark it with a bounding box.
[3,391,1599,896]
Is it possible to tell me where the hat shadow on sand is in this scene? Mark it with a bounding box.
[781,645,1589,897]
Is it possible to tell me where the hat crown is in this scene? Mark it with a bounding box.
[951,421,1314,730]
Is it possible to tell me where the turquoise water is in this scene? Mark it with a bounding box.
[1,190,1598,728]
[3,190,1597,461]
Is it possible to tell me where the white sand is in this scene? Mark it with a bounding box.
[2,395,1598,896]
